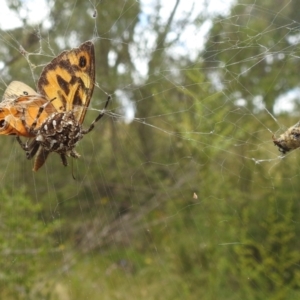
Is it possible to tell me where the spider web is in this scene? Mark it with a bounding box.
[0,0,299,299]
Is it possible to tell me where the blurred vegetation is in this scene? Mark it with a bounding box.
[0,0,300,299]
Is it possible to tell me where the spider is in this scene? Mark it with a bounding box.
[16,95,111,171]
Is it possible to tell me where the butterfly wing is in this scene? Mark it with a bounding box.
[0,81,42,136]
[0,81,55,136]
[37,41,95,124]
[2,81,38,100]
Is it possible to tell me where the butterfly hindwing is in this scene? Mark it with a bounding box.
[3,81,38,100]
[0,100,52,137]
[0,81,53,136]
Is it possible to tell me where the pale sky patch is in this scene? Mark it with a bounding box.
[0,0,48,30]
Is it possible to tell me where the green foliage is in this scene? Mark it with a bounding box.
[234,196,300,300]
[203,0,300,113]
[0,0,300,299]
[0,188,59,299]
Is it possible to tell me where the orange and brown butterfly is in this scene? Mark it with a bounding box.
[0,41,110,171]
[0,81,55,136]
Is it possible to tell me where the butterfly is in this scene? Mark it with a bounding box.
[0,41,110,171]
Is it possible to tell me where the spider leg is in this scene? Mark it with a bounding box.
[16,136,28,151]
[16,136,40,160]
[60,154,68,166]
[59,150,81,168]
[20,107,33,134]
[21,97,57,135]
[82,95,111,134]
[29,101,54,133]
[70,150,81,158]
[26,139,40,159]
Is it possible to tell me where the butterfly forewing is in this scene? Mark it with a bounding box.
[37,41,95,124]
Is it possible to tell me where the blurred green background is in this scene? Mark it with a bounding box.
[0,0,300,299]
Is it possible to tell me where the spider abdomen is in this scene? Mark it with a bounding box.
[36,111,83,155]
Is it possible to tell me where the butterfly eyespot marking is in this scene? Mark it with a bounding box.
[0,119,6,128]
[79,56,87,68]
